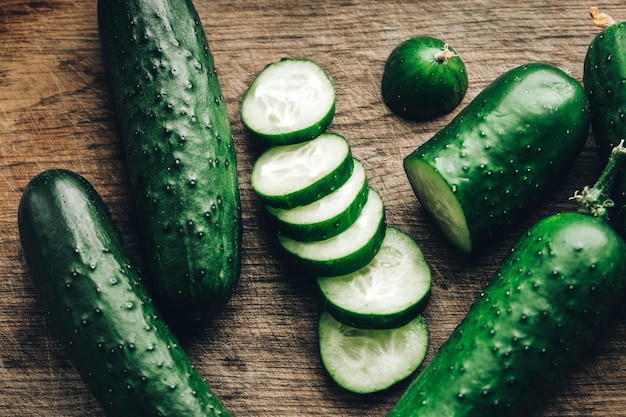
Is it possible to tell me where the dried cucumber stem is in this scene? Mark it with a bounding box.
[571,139,626,220]
[434,44,456,62]
[590,6,617,28]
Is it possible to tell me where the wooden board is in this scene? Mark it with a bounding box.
[1,1,626,416]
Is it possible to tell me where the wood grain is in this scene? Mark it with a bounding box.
[1,1,625,416]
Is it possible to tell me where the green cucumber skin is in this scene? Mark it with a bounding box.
[389,212,626,417]
[583,22,626,236]
[98,0,241,321]
[323,289,430,330]
[18,169,231,417]
[382,37,468,121]
[267,165,369,242]
[405,63,589,251]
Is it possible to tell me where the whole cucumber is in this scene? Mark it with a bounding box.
[18,169,231,417]
[98,0,241,320]
[583,8,626,237]
[404,63,589,253]
[388,213,626,416]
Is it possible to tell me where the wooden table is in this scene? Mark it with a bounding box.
[2,1,625,416]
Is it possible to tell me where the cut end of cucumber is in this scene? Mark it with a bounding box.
[241,58,336,146]
[317,227,431,329]
[403,156,471,252]
[318,311,429,394]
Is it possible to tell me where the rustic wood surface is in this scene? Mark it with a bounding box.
[2,1,626,416]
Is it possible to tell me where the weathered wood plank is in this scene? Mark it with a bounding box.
[1,1,625,416]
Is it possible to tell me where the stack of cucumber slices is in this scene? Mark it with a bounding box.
[242,57,432,394]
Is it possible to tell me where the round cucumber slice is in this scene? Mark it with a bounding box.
[318,310,429,394]
[241,57,336,146]
[278,188,386,277]
[317,227,431,329]
[403,157,470,252]
[265,158,369,241]
[251,133,353,209]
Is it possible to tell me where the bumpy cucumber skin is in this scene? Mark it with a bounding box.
[405,63,589,252]
[388,212,626,417]
[18,169,231,417]
[98,0,241,321]
[584,22,626,236]
[382,37,468,121]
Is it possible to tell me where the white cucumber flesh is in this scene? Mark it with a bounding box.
[318,311,429,394]
[278,188,386,276]
[404,158,470,252]
[317,227,431,329]
[265,158,368,241]
[251,132,353,209]
[241,58,336,145]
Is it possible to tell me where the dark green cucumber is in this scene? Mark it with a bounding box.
[388,144,626,416]
[583,8,626,236]
[382,36,468,121]
[404,63,589,253]
[98,0,241,321]
[18,169,231,417]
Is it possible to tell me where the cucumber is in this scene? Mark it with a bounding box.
[583,7,626,236]
[319,311,429,395]
[317,227,431,329]
[251,132,354,209]
[389,214,626,416]
[382,36,468,121]
[403,63,589,253]
[277,188,386,277]
[98,0,241,321]
[241,58,336,146]
[388,144,626,416]
[265,158,369,241]
[18,169,231,417]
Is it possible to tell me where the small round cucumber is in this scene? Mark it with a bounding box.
[382,36,468,121]
[317,227,431,329]
[251,132,353,209]
[403,63,589,253]
[265,158,369,241]
[17,169,231,417]
[241,57,336,146]
[319,310,429,394]
[278,188,386,276]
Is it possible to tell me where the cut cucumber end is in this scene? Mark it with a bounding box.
[317,227,431,329]
[403,156,471,252]
[251,133,353,209]
[278,188,386,276]
[265,159,369,241]
[241,58,336,146]
[318,311,429,394]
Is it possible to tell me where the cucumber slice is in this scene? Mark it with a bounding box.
[278,188,386,276]
[317,227,431,329]
[404,157,470,252]
[318,310,429,394]
[251,132,353,209]
[266,158,369,241]
[241,58,336,146]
